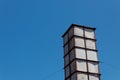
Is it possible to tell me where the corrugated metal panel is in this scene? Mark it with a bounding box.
[74,27,83,37]
[65,66,70,78]
[76,48,86,59]
[76,60,87,72]
[75,38,85,48]
[71,73,76,80]
[70,61,76,73]
[88,62,99,73]
[89,74,99,80]
[69,27,74,39]
[63,33,68,44]
[77,73,88,80]
[70,49,75,61]
[85,29,95,39]
[69,38,74,50]
[87,50,98,61]
[64,44,68,55]
[86,40,96,49]
[67,78,70,80]
[65,54,69,66]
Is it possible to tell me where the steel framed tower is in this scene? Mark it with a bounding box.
[62,24,101,80]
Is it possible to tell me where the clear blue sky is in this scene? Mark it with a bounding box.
[0,0,120,80]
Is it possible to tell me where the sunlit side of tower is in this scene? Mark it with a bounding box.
[62,24,101,80]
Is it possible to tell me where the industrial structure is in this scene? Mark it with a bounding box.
[62,24,101,80]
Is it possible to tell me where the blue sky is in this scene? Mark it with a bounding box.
[0,0,120,80]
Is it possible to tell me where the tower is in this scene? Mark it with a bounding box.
[62,24,101,80]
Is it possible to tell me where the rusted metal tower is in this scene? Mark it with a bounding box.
[62,24,101,80]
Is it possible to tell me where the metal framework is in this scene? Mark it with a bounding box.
[62,24,101,80]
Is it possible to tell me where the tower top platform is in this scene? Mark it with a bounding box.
[62,24,96,37]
